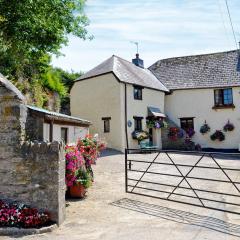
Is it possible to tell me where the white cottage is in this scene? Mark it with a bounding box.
[71,54,168,152]
[150,50,240,151]
[71,50,240,152]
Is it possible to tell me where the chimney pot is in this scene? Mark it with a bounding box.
[132,54,144,68]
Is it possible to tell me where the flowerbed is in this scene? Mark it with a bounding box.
[0,200,50,228]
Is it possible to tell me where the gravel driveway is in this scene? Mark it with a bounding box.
[2,150,240,240]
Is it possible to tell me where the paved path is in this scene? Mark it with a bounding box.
[2,150,240,240]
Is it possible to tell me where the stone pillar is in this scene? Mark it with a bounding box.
[0,73,27,198]
[20,141,66,225]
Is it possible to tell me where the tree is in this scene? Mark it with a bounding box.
[44,67,83,113]
[0,0,90,109]
[0,0,90,79]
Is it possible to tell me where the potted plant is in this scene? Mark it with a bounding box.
[65,145,84,187]
[186,128,195,138]
[146,119,168,129]
[69,168,92,198]
[77,135,106,164]
[177,129,185,138]
[168,127,179,141]
[195,144,202,151]
[137,131,149,142]
[223,121,234,132]
[132,130,149,142]
[200,122,210,134]
[146,120,155,129]
[77,135,106,181]
[210,130,225,141]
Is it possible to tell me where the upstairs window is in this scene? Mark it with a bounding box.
[102,117,111,133]
[214,88,233,106]
[134,116,143,131]
[133,86,143,100]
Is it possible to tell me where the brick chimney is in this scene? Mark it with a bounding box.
[132,53,144,68]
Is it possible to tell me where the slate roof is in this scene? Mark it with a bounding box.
[149,50,240,90]
[27,105,91,125]
[76,55,169,92]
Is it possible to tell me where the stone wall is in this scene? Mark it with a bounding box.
[19,141,66,224]
[25,110,44,141]
[0,74,66,225]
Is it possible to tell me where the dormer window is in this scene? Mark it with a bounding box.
[133,85,143,100]
[214,88,234,108]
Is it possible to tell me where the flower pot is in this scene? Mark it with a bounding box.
[70,184,86,198]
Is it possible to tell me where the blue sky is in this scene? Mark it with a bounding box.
[51,0,240,72]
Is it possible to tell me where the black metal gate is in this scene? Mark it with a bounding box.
[125,149,240,215]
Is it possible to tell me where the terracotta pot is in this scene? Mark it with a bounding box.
[70,184,86,198]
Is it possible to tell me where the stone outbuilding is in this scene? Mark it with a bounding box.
[26,105,91,144]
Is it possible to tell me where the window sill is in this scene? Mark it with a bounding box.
[212,105,235,110]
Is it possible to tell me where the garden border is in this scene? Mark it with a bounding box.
[0,224,57,236]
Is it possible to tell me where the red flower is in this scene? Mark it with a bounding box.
[0,200,50,228]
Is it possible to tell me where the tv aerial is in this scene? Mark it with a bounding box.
[130,41,139,54]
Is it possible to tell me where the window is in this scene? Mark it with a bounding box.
[214,88,233,106]
[134,116,143,131]
[61,127,68,144]
[133,86,143,100]
[102,117,111,133]
[180,118,194,131]
[43,123,51,141]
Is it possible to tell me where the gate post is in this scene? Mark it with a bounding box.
[125,149,128,193]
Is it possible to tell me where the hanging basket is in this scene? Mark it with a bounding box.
[223,121,234,132]
[200,122,210,134]
[210,130,225,142]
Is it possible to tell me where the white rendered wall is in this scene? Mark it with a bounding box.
[165,87,240,149]
[71,73,124,151]
[125,84,165,149]
[43,123,89,144]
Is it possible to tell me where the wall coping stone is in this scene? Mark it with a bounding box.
[20,141,64,154]
[0,73,26,102]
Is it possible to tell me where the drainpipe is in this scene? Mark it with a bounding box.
[124,83,129,149]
